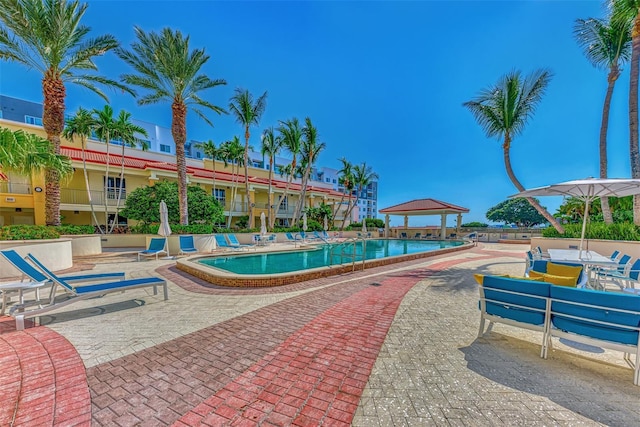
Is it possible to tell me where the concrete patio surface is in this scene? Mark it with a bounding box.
[1,243,639,426]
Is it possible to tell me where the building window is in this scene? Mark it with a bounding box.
[160,144,171,153]
[25,115,43,126]
[325,178,330,183]
[214,188,226,205]
[332,179,337,184]
[278,195,288,211]
[196,152,202,159]
[104,177,126,199]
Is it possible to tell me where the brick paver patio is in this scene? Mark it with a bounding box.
[1,243,640,426]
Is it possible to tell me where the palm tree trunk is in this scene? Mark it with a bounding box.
[275,176,293,227]
[244,126,253,228]
[81,138,101,233]
[631,14,640,225]
[342,188,360,231]
[42,74,65,226]
[108,144,126,233]
[227,163,239,228]
[600,68,619,224]
[332,193,346,228]
[172,101,189,225]
[503,137,564,233]
[267,158,273,229]
[103,132,111,233]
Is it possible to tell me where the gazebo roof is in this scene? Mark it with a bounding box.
[379,198,469,216]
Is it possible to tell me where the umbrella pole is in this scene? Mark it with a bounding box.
[579,199,590,256]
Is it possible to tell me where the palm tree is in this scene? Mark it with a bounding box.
[333,157,353,228]
[92,105,117,231]
[574,13,632,223]
[612,0,640,224]
[343,162,378,228]
[260,127,283,229]
[116,26,227,225]
[109,110,148,233]
[63,107,101,231]
[463,69,564,233]
[275,118,303,225]
[195,139,224,197]
[229,88,268,228]
[219,136,245,228]
[0,127,72,177]
[294,117,326,221]
[0,0,130,225]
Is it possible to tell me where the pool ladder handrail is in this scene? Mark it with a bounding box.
[329,236,367,272]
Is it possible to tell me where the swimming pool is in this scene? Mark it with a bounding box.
[176,238,470,287]
[199,239,463,274]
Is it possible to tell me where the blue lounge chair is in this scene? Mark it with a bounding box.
[284,232,302,244]
[178,235,198,256]
[214,234,241,251]
[0,250,167,330]
[227,234,255,249]
[138,237,167,261]
[1,249,125,285]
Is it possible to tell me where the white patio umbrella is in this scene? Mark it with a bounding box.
[302,212,308,242]
[362,218,367,234]
[323,216,328,231]
[511,178,640,254]
[260,212,267,236]
[158,200,172,256]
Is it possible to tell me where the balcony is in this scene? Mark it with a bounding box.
[0,183,31,194]
[60,188,127,206]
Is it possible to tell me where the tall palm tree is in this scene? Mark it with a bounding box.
[219,136,245,228]
[260,127,283,229]
[294,117,326,221]
[612,0,640,224]
[116,26,227,225]
[92,105,117,231]
[463,69,564,233]
[63,107,101,231]
[0,126,72,177]
[343,162,378,228]
[195,139,223,197]
[333,157,353,228]
[229,88,267,228]
[574,13,632,223]
[275,118,303,225]
[109,110,148,233]
[0,0,130,225]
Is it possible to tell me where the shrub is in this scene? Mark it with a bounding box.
[462,221,489,228]
[58,225,95,235]
[542,222,640,241]
[0,225,60,240]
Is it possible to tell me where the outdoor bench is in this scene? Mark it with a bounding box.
[478,275,640,385]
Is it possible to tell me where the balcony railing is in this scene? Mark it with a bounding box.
[61,188,127,206]
[0,183,31,194]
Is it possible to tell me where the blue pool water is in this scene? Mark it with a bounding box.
[198,239,463,275]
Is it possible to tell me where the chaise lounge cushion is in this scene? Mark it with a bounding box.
[481,276,551,326]
[550,286,640,345]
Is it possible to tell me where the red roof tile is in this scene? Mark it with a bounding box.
[379,198,469,214]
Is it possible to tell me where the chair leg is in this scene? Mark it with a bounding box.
[478,316,485,338]
[163,283,169,300]
[15,314,24,331]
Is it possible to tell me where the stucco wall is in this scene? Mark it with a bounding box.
[0,239,73,279]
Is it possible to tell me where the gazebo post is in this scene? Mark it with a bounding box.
[384,214,389,238]
[441,214,447,239]
[457,213,462,235]
[404,215,408,230]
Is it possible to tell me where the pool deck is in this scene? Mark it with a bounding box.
[1,242,639,426]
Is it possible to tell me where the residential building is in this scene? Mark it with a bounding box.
[0,95,358,228]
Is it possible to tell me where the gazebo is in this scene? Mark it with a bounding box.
[379,198,470,238]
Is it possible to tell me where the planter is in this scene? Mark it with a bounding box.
[0,238,72,279]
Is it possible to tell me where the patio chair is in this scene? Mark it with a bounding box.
[227,234,255,249]
[178,235,198,256]
[413,232,422,239]
[0,250,168,330]
[214,234,240,251]
[598,258,640,291]
[399,232,408,239]
[138,237,167,261]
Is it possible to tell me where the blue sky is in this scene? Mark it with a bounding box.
[0,0,629,226]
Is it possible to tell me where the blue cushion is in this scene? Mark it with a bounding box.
[481,276,550,326]
[73,277,164,294]
[550,286,640,345]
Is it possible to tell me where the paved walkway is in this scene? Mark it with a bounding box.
[1,243,639,426]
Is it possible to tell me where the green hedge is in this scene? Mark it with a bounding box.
[58,225,95,235]
[0,225,60,240]
[542,222,640,241]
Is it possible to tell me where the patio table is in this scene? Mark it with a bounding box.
[0,281,47,315]
[548,249,618,289]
